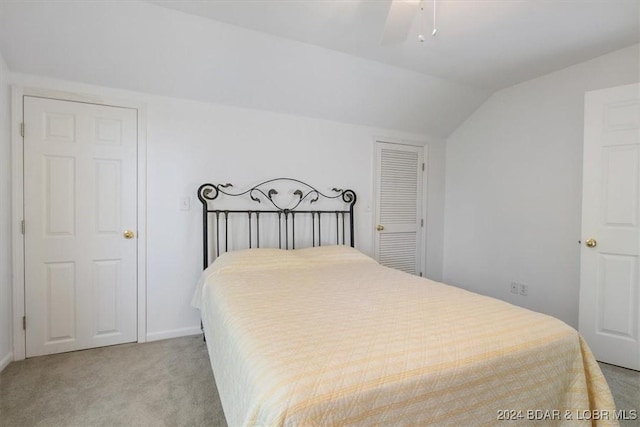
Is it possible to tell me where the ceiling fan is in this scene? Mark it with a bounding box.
[381,0,437,45]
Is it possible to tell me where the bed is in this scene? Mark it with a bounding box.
[193,179,617,426]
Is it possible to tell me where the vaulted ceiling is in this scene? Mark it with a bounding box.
[150,0,640,90]
[0,1,638,137]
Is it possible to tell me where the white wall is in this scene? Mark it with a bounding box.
[10,73,446,341]
[0,49,12,370]
[425,139,446,281]
[443,44,640,328]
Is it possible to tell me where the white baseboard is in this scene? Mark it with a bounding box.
[145,326,202,342]
[0,352,13,373]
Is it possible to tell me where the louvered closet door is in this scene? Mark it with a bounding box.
[374,142,424,275]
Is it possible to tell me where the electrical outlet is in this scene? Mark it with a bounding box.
[519,283,528,296]
[510,282,519,294]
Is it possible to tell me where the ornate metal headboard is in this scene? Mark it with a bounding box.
[197,178,356,269]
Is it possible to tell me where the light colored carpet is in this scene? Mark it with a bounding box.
[599,362,640,426]
[1,336,638,426]
[0,335,226,427]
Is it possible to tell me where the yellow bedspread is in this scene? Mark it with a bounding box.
[194,246,618,426]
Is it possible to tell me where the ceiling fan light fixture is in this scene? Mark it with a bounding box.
[418,0,436,42]
[418,0,426,42]
[432,0,437,37]
[382,0,438,45]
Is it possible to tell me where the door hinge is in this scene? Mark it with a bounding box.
[421,218,424,227]
[20,122,24,138]
[21,220,25,235]
[422,162,425,171]
[22,316,26,330]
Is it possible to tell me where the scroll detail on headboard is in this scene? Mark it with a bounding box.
[197,178,356,269]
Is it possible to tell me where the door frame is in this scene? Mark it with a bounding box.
[11,86,147,360]
[372,138,428,276]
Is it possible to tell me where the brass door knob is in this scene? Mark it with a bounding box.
[585,238,597,248]
[376,225,384,231]
[123,230,135,239]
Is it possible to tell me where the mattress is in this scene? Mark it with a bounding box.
[193,246,618,426]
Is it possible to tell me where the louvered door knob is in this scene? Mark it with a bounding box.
[376,225,384,231]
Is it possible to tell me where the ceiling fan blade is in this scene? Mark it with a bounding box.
[381,0,420,45]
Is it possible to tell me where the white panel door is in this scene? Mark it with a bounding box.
[374,142,424,275]
[24,96,138,357]
[580,83,640,370]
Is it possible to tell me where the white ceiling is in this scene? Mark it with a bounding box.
[0,1,637,137]
[149,0,640,90]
